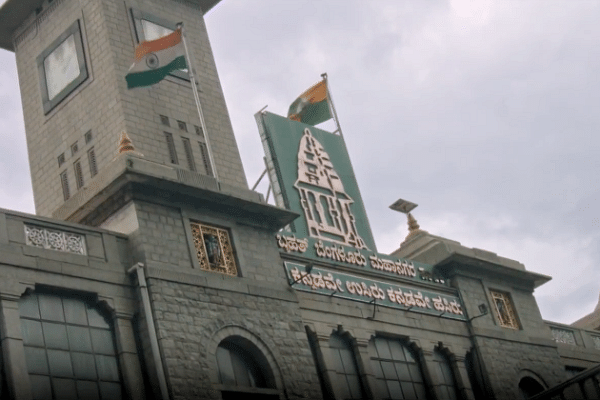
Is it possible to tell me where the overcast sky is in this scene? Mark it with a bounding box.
[1,0,599,325]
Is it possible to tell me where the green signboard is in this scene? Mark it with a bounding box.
[285,262,465,320]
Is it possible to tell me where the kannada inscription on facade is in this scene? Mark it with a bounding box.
[285,262,465,320]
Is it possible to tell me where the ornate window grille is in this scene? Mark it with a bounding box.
[550,327,576,345]
[190,222,238,276]
[490,290,519,329]
[25,225,86,255]
[592,336,600,350]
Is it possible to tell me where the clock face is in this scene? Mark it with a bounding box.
[43,34,81,100]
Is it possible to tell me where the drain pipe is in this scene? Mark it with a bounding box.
[128,263,170,400]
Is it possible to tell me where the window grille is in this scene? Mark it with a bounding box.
[490,290,519,329]
[190,222,238,276]
[431,349,458,400]
[74,160,84,189]
[88,148,98,177]
[182,138,196,171]
[330,334,365,399]
[60,171,70,200]
[199,141,212,176]
[164,132,178,164]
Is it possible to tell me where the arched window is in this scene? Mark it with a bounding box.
[431,348,458,400]
[369,337,427,400]
[19,291,122,400]
[519,376,545,399]
[329,333,365,399]
[216,336,278,399]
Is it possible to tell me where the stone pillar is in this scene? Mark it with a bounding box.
[114,312,146,400]
[353,337,375,400]
[419,349,440,400]
[0,292,32,400]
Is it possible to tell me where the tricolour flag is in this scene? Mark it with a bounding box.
[126,29,186,89]
[287,79,332,126]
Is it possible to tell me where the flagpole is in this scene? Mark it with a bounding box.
[321,72,344,138]
[178,23,219,181]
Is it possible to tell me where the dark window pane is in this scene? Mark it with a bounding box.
[87,308,109,329]
[21,319,45,346]
[230,350,251,387]
[330,348,345,373]
[52,378,78,400]
[381,361,398,380]
[30,375,52,400]
[72,352,97,380]
[90,329,115,355]
[334,375,350,400]
[375,337,392,360]
[67,325,93,352]
[346,374,363,399]
[404,346,416,362]
[395,361,411,381]
[24,346,49,374]
[216,346,235,385]
[63,298,88,325]
[76,380,100,400]
[389,340,406,361]
[20,295,40,319]
[47,349,74,377]
[39,295,64,322]
[401,381,417,399]
[99,382,122,400]
[42,322,69,350]
[371,359,384,379]
[95,355,120,382]
[339,348,358,375]
[374,378,389,398]
[329,334,345,349]
[387,380,403,399]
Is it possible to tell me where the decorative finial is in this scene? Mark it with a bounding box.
[404,212,427,242]
[116,131,143,157]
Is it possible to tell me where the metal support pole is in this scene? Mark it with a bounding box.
[321,72,344,138]
[178,23,219,181]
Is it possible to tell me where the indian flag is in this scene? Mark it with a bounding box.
[126,28,187,89]
[287,79,332,126]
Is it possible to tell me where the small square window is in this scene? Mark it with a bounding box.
[84,130,92,144]
[490,290,519,329]
[71,142,78,156]
[194,125,203,137]
[57,153,65,167]
[177,120,187,132]
[190,222,238,276]
[160,115,170,127]
[131,9,188,81]
[37,20,88,114]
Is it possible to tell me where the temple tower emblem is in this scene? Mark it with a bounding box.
[294,128,369,250]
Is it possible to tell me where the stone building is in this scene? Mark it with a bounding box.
[0,0,600,399]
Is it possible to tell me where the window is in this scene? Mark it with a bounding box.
[164,132,178,164]
[190,222,238,276]
[57,153,65,167]
[369,337,427,399]
[431,348,458,400]
[490,290,519,329]
[84,130,93,144]
[37,21,88,114]
[131,10,188,81]
[71,142,78,156]
[177,120,187,132]
[73,160,84,189]
[199,141,213,176]
[182,138,196,171]
[194,125,203,137]
[60,171,70,200]
[160,115,170,127]
[329,334,365,400]
[88,148,98,177]
[519,377,545,399]
[19,291,123,400]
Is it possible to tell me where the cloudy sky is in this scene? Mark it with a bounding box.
[1,0,599,325]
